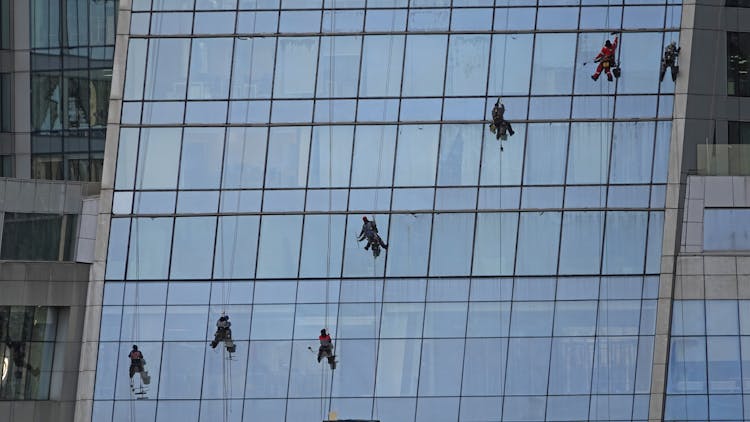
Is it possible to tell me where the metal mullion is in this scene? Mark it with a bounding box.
[121,116,673,129]
[128,26,675,39]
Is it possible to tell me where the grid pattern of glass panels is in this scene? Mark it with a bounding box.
[95,1,680,421]
[29,0,118,181]
[666,300,750,421]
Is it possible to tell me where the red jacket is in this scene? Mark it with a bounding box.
[595,37,618,62]
[319,334,332,345]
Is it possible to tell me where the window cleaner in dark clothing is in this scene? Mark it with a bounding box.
[592,34,619,82]
[357,216,387,252]
[128,344,150,386]
[210,315,236,353]
[490,100,515,142]
[660,41,680,82]
[317,329,336,370]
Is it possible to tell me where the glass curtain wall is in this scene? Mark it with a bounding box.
[29,0,118,181]
[95,1,680,421]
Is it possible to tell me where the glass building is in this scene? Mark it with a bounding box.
[85,0,690,421]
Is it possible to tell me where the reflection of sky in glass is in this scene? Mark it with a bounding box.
[96,1,684,421]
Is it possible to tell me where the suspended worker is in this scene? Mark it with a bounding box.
[128,344,148,381]
[660,41,680,82]
[210,315,236,353]
[358,216,387,252]
[592,34,619,82]
[490,99,514,141]
[317,328,336,369]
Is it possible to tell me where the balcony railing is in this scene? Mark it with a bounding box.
[697,144,750,176]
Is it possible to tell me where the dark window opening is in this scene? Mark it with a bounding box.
[0,306,58,400]
[729,121,750,144]
[0,213,77,261]
[728,32,750,96]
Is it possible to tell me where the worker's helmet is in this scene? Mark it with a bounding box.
[605,40,612,48]
[321,329,327,335]
[132,345,138,350]
[362,216,368,222]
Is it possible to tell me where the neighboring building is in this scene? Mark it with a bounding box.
[1,0,117,181]
[0,0,116,421]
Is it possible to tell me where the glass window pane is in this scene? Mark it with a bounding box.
[115,128,139,190]
[222,127,267,189]
[394,125,439,187]
[308,126,353,188]
[610,122,655,184]
[559,211,604,275]
[554,301,597,336]
[299,214,344,278]
[429,213,474,276]
[423,302,467,338]
[170,217,216,279]
[351,126,396,187]
[274,37,319,98]
[445,35,490,96]
[706,300,739,335]
[707,336,742,393]
[488,34,533,96]
[144,38,190,100]
[592,337,638,394]
[531,33,576,95]
[106,218,130,280]
[386,214,430,277]
[567,122,611,184]
[381,303,424,338]
[510,301,554,337]
[472,213,517,276]
[402,35,447,96]
[375,339,421,396]
[331,340,376,397]
[462,338,506,396]
[667,337,707,394]
[523,123,568,185]
[179,127,225,189]
[516,212,561,275]
[618,32,663,94]
[231,37,276,99]
[437,124,481,186]
[602,211,648,275]
[505,338,551,395]
[704,209,750,251]
[214,216,260,279]
[549,337,595,394]
[359,35,404,97]
[317,36,361,98]
[158,342,204,399]
[132,128,182,189]
[256,215,302,278]
[188,38,233,99]
[418,339,464,396]
[265,127,310,188]
[124,39,147,100]
[246,341,291,397]
[127,218,173,280]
